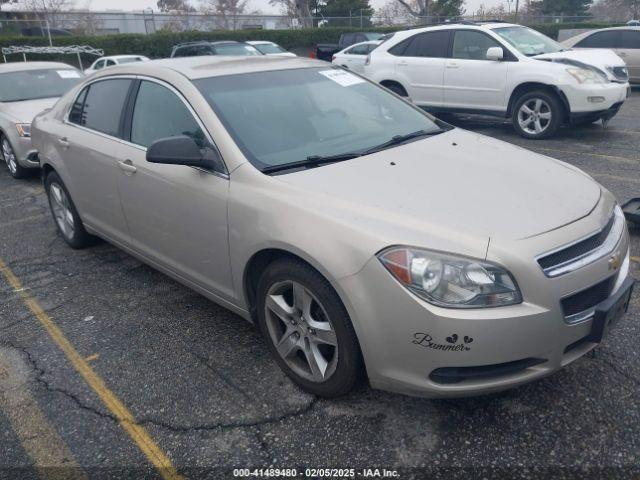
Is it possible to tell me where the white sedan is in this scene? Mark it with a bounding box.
[246,41,296,57]
[332,40,381,74]
[84,55,149,75]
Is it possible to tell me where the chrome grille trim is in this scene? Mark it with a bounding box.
[536,206,625,278]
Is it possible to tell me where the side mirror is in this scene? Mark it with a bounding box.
[486,47,504,61]
[146,135,224,172]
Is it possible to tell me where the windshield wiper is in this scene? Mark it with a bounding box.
[360,129,442,155]
[262,129,444,174]
[262,151,362,174]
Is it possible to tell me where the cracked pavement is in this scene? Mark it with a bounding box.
[0,91,639,479]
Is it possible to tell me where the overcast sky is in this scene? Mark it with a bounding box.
[85,0,507,16]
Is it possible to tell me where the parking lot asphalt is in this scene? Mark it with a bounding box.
[1,91,639,479]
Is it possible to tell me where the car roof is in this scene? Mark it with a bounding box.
[174,40,240,48]
[92,56,326,81]
[103,55,147,59]
[0,61,78,73]
[246,40,277,45]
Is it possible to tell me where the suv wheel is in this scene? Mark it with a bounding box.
[512,90,563,139]
[1,135,29,179]
[44,171,95,249]
[382,81,408,97]
[256,259,362,397]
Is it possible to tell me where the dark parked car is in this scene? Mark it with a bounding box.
[315,32,385,61]
[170,41,263,58]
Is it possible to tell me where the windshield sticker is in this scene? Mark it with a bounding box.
[57,70,81,78]
[318,69,365,87]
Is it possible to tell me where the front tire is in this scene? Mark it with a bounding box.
[256,259,362,397]
[44,171,95,249]
[1,135,30,179]
[512,90,563,139]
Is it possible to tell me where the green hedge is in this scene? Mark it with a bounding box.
[0,22,622,68]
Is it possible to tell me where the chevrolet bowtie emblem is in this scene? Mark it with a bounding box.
[608,252,621,271]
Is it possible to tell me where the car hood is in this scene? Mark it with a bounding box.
[534,49,625,78]
[274,129,601,241]
[0,97,59,123]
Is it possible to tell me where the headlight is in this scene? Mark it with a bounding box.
[15,123,31,137]
[566,67,607,84]
[378,247,522,308]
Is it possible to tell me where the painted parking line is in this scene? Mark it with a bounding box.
[631,256,640,264]
[0,349,87,480]
[0,258,184,480]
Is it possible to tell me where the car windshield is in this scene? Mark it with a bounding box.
[118,57,144,64]
[213,44,262,56]
[0,68,82,102]
[254,43,287,54]
[195,67,445,171]
[493,26,564,56]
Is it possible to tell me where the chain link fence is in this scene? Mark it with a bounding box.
[0,11,629,38]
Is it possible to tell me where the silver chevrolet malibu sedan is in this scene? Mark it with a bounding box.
[32,56,634,398]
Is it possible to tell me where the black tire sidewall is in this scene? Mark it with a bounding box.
[256,259,362,397]
[44,171,93,249]
[512,90,563,139]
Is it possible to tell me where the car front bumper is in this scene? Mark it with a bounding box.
[338,208,632,398]
[561,81,629,115]
[7,133,40,169]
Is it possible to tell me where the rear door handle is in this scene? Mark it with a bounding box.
[397,61,408,67]
[57,137,69,148]
[117,159,137,174]
[446,62,459,69]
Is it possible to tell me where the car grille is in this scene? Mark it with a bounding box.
[561,275,615,321]
[538,214,615,271]
[429,357,547,384]
[536,208,624,278]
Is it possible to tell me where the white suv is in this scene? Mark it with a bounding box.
[364,22,630,139]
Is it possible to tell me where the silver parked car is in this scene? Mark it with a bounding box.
[32,57,633,398]
[0,61,83,178]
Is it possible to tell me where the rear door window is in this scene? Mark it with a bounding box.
[620,30,640,49]
[74,79,132,137]
[402,31,451,58]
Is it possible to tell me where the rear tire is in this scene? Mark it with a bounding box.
[512,90,563,139]
[256,258,362,397]
[1,135,30,179]
[44,171,95,249]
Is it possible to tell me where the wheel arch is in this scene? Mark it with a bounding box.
[507,82,570,122]
[379,79,409,96]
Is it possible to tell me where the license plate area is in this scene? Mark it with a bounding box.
[587,277,634,344]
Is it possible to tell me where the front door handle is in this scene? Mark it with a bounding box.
[117,159,137,175]
[57,137,69,148]
[446,62,459,69]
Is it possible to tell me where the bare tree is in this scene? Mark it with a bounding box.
[375,0,419,25]
[268,0,313,27]
[590,0,638,19]
[1,0,18,12]
[19,0,75,28]
[200,0,248,29]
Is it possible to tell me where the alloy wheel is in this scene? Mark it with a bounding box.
[48,183,75,240]
[2,139,18,176]
[264,280,338,383]
[517,98,552,135]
